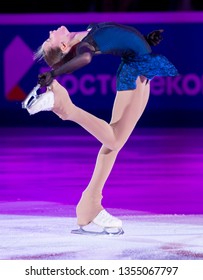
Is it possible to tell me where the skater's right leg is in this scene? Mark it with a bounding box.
[28,79,150,229]
[27,78,149,151]
[48,78,149,151]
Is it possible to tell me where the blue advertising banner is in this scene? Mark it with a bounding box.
[0,12,203,126]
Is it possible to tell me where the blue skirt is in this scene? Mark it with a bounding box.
[116,53,179,91]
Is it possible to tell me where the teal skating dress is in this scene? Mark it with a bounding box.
[52,22,178,91]
[81,22,178,91]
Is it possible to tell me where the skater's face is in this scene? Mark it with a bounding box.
[43,26,70,54]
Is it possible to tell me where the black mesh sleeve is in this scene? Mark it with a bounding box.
[52,42,95,77]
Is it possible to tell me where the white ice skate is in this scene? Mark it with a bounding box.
[22,84,54,115]
[71,210,124,236]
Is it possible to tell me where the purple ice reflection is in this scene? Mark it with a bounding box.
[1,127,203,216]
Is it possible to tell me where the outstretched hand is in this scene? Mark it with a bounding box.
[146,29,164,46]
[38,71,54,87]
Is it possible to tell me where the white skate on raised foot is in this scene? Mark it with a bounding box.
[71,210,124,236]
[22,84,54,115]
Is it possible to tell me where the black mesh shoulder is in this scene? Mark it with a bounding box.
[76,41,96,55]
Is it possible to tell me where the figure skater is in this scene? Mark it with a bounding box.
[23,22,178,235]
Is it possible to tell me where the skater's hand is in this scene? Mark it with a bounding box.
[38,71,54,87]
[145,29,164,46]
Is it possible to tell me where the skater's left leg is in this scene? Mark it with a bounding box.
[76,146,118,226]
[26,78,150,229]
[76,77,150,226]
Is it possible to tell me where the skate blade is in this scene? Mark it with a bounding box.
[22,84,40,109]
[71,226,124,236]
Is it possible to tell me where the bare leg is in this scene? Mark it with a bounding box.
[50,78,150,225]
[50,78,149,150]
[76,79,150,225]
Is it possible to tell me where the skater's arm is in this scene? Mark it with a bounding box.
[53,53,92,76]
[144,29,164,46]
[38,42,95,87]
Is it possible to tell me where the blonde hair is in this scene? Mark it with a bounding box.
[33,44,64,68]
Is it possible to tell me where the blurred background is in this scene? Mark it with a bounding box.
[0,0,203,128]
[1,0,203,13]
[1,1,203,221]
